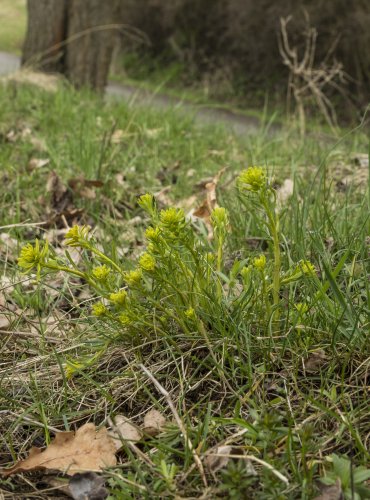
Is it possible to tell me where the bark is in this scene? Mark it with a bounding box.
[66,0,120,92]
[22,0,120,93]
[22,0,68,72]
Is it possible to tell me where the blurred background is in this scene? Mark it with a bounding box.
[1,0,369,126]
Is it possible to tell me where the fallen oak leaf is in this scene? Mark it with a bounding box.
[205,445,234,473]
[108,415,142,451]
[27,158,50,172]
[2,423,116,477]
[303,348,327,373]
[142,409,166,437]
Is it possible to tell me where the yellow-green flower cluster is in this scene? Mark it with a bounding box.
[253,254,266,271]
[185,307,196,320]
[159,207,186,235]
[211,207,229,228]
[145,226,161,243]
[18,239,49,274]
[240,265,252,286]
[237,167,266,192]
[119,313,132,326]
[295,303,309,315]
[92,301,108,317]
[92,265,111,281]
[124,269,142,286]
[65,225,90,247]
[109,290,127,305]
[139,252,156,272]
[138,193,156,217]
[297,260,316,275]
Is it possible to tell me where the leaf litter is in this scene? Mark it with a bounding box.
[2,409,167,483]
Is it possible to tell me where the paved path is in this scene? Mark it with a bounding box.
[0,51,272,136]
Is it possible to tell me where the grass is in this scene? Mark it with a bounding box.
[0,0,26,55]
[0,79,369,499]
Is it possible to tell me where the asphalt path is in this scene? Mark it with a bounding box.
[0,51,272,136]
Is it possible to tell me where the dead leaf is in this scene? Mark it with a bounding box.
[111,129,126,144]
[276,178,294,207]
[155,186,173,207]
[192,166,226,238]
[27,158,50,172]
[142,409,166,437]
[114,173,126,186]
[46,170,70,212]
[109,415,142,451]
[69,471,108,500]
[350,152,369,168]
[68,177,104,201]
[205,445,255,476]
[314,479,343,500]
[304,349,327,373]
[29,136,47,152]
[2,423,117,476]
[0,313,12,330]
[205,445,233,472]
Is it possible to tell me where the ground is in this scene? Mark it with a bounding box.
[0,4,369,499]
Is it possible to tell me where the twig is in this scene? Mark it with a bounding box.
[107,416,155,468]
[139,363,208,487]
[206,452,289,485]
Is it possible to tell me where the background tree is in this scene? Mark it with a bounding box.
[22,0,120,92]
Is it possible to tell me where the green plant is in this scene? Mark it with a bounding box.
[18,167,317,376]
[320,454,370,500]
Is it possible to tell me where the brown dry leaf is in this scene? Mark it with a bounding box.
[2,423,117,477]
[0,313,12,330]
[0,233,18,255]
[192,167,226,238]
[46,170,70,212]
[109,415,142,451]
[27,158,50,172]
[111,129,127,144]
[205,445,233,472]
[68,177,104,201]
[314,479,343,500]
[142,409,166,437]
[155,186,173,207]
[276,178,294,207]
[304,349,327,373]
[29,135,47,152]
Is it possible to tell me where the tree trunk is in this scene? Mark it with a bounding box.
[66,0,120,92]
[22,0,120,93]
[22,0,68,73]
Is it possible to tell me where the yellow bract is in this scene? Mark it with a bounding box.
[92,302,108,317]
[109,290,127,305]
[92,265,111,281]
[237,167,266,192]
[65,225,90,247]
[124,269,142,286]
[253,254,266,271]
[139,253,156,272]
[18,239,49,273]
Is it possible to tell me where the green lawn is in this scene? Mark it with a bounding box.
[0,80,369,499]
[0,0,26,54]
